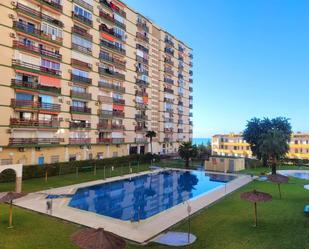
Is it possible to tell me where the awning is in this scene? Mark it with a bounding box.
[113,104,124,111]
[143,96,148,104]
[16,70,38,77]
[101,33,115,42]
[39,75,61,87]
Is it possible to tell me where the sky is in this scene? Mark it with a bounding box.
[123,0,309,138]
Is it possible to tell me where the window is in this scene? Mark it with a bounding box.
[72,35,92,49]
[74,5,92,20]
[97,153,103,159]
[39,95,53,104]
[72,68,89,78]
[41,23,62,38]
[114,13,124,24]
[16,93,33,101]
[72,86,86,93]
[114,27,125,40]
[72,100,86,108]
[41,59,60,70]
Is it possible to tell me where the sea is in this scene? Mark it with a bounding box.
[192,138,211,145]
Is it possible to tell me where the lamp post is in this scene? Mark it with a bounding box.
[186,202,192,243]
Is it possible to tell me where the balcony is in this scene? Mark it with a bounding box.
[178,56,184,62]
[70,122,91,129]
[72,43,92,55]
[164,88,174,94]
[189,79,193,84]
[98,110,124,118]
[165,108,173,113]
[71,59,92,70]
[164,98,173,104]
[135,114,148,120]
[97,123,111,130]
[164,137,173,143]
[109,2,126,18]
[164,38,174,47]
[112,138,125,144]
[113,98,125,105]
[69,138,91,144]
[9,137,63,146]
[13,40,62,60]
[164,58,174,66]
[71,74,92,84]
[189,95,193,100]
[189,87,193,92]
[98,95,113,103]
[178,64,184,70]
[165,48,174,56]
[189,121,193,126]
[189,113,193,117]
[189,70,193,76]
[12,59,61,77]
[40,0,63,12]
[189,62,193,67]
[189,53,193,59]
[189,104,193,109]
[136,32,149,43]
[70,90,92,100]
[97,137,112,144]
[135,138,148,144]
[136,79,149,87]
[136,68,149,76]
[98,82,125,93]
[100,40,125,55]
[113,111,125,118]
[99,53,126,69]
[179,46,185,53]
[11,79,61,94]
[11,99,60,112]
[99,24,123,40]
[135,126,147,132]
[73,0,93,11]
[164,128,173,133]
[178,101,183,106]
[164,78,174,84]
[16,3,63,27]
[99,68,125,80]
[136,55,148,65]
[178,129,184,133]
[135,102,147,109]
[137,21,149,33]
[164,68,174,76]
[72,26,93,41]
[99,11,126,30]
[136,44,149,53]
[72,12,93,27]
[70,106,91,114]
[10,118,59,128]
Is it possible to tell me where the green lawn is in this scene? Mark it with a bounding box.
[0,166,308,249]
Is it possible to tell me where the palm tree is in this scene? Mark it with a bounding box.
[259,129,289,174]
[146,131,156,154]
[178,142,198,168]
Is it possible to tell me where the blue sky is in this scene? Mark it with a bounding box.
[123,0,309,138]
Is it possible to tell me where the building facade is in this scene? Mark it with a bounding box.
[0,0,193,165]
[212,133,309,159]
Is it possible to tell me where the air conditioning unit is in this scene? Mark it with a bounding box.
[58,97,63,103]
[9,33,16,38]
[6,129,12,134]
[11,1,17,6]
[8,14,15,19]
[18,147,25,152]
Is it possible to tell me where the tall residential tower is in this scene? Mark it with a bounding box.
[0,0,193,165]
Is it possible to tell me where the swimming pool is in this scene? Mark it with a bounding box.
[68,170,237,221]
[279,170,309,180]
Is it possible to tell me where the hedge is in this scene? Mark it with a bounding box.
[0,153,159,183]
[245,158,263,169]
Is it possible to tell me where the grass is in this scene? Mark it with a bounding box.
[0,166,308,249]
[239,165,309,176]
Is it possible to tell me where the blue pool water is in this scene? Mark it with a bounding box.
[69,170,237,221]
[282,172,309,180]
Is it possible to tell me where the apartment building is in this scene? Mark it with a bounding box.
[0,0,193,165]
[212,133,309,159]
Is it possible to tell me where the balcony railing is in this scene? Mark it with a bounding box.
[165,48,174,56]
[70,90,92,100]
[98,68,125,80]
[69,138,91,144]
[73,0,93,11]
[164,68,174,76]
[164,78,174,84]
[13,41,62,61]
[164,98,174,104]
[164,128,173,133]
[99,24,123,40]
[70,122,91,129]
[112,138,125,144]
[12,59,61,76]
[189,70,193,76]
[71,59,92,70]
[10,118,59,128]
[99,53,126,69]
[189,79,193,84]
[72,12,93,27]
[72,43,92,55]
[16,3,63,27]
[113,98,125,105]
[137,22,149,33]
[164,38,174,47]
[136,32,149,43]
[136,44,149,53]
[9,137,63,145]
[11,79,61,94]
[98,95,113,103]
[99,110,124,118]
[11,99,60,112]
[41,0,63,12]
[164,88,174,94]
[136,79,149,87]
[164,58,174,66]
[189,104,193,109]
[135,114,148,120]
[135,102,147,109]
[98,82,125,93]
[13,21,41,37]
[71,74,92,84]
[165,108,173,113]
[136,55,148,65]
[72,26,93,41]
[135,90,148,97]
[136,68,149,76]
[135,126,147,132]
[70,106,91,114]
[135,138,148,144]
[189,87,193,92]
[97,138,112,144]
[99,11,126,30]
[109,2,126,18]
[100,40,125,54]
[113,111,125,118]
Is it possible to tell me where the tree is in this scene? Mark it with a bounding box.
[243,117,292,166]
[146,131,156,154]
[197,141,212,160]
[178,142,198,168]
[259,129,289,174]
